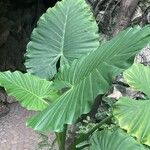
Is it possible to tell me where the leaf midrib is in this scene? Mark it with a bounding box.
[59,7,69,58]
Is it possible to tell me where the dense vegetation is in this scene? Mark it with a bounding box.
[0,0,150,149]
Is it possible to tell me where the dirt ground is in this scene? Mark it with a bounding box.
[0,103,55,150]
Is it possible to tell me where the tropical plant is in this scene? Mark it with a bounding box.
[25,0,99,80]
[88,128,147,150]
[0,0,150,149]
[113,63,150,147]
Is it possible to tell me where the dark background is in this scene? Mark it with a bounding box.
[0,0,59,72]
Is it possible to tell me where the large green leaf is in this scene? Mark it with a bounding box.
[89,128,147,150]
[113,64,150,146]
[0,71,55,111]
[27,26,150,132]
[124,63,150,97]
[113,97,150,146]
[25,0,99,80]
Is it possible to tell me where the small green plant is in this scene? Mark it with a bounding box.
[0,0,150,149]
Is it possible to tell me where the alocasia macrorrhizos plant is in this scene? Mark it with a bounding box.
[27,25,150,133]
[89,128,147,150]
[0,0,150,149]
[25,0,99,80]
[113,63,150,147]
[0,71,56,111]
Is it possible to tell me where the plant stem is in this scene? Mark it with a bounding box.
[65,125,76,150]
[55,125,67,150]
[76,115,112,145]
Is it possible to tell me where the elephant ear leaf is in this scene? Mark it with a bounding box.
[89,129,147,150]
[25,0,99,80]
[27,26,150,132]
[0,71,57,111]
[123,63,150,97]
[113,64,150,146]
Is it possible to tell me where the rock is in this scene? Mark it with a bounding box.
[0,102,9,118]
[0,88,6,103]
[107,84,146,100]
[147,12,150,23]
[135,45,150,65]
[107,86,122,99]
[0,17,13,47]
[132,6,142,21]
[0,0,48,72]
[126,87,145,99]
[0,88,16,104]
[12,0,37,5]
[6,96,16,104]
